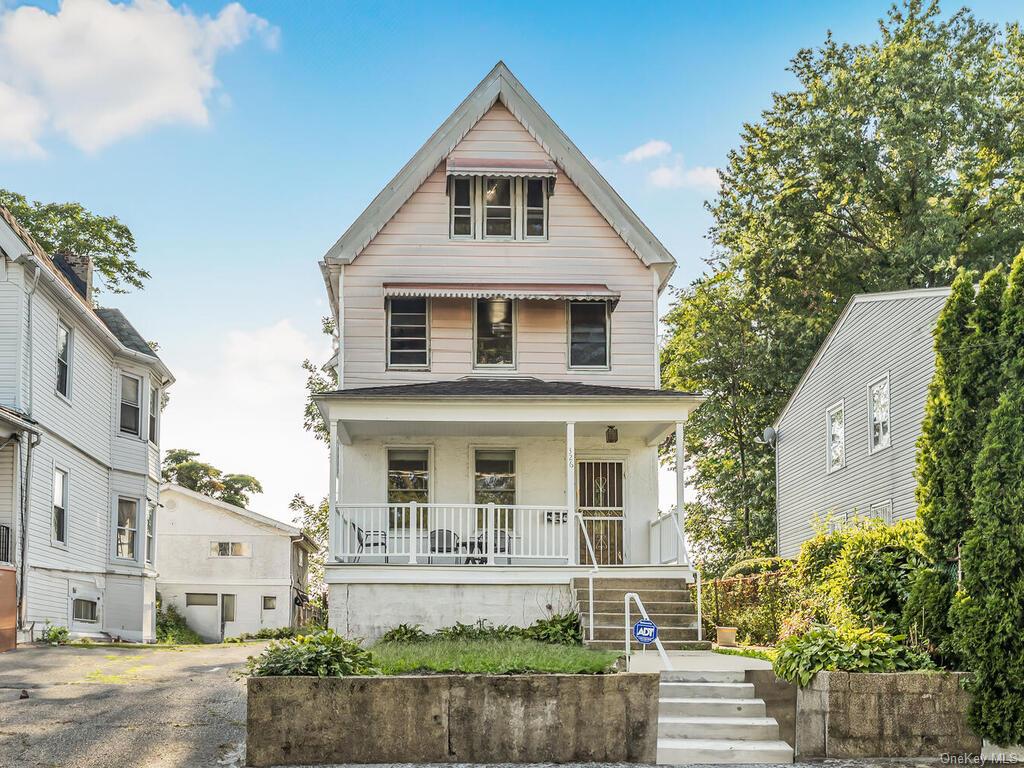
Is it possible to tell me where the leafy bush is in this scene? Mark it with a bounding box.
[434,620,522,641]
[156,604,203,645]
[773,625,933,687]
[379,623,429,643]
[698,565,798,645]
[723,556,788,578]
[246,630,380,677]
[40,623,70,644]
[522,612,582,645]
[225,626,319,643]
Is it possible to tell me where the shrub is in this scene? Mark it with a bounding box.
[698,565,798,645]
[225,626,318,643]
[379,623,429,643]
[522,612,582,645]
[246,630,380,677]
[723,556,788,578]
[40,623,70,645]
[433,620,522,641]
[773,625,934,687]
[156,604,203,645]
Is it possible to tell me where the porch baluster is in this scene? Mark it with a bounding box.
[486,502,496,565]
[408,501,418,564]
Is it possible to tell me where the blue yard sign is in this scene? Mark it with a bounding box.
[633,618,658,645]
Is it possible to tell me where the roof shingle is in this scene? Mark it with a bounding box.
[322,378,699,399]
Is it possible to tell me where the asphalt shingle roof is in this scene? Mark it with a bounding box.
[94,308,158,358]
[323,378,698,399]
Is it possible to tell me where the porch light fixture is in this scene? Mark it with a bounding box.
[605,425,618,444]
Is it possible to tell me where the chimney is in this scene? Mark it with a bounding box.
[55,252,94,305]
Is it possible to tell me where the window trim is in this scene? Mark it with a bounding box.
[208,541,253,558]
[869,499,894,524]
[449,176,475,240]
[472,446,518,530]
[56,317,73,402]
[826,399,846,474]
[52,464,69,548]
[148,385,160,445]
[384,443,433,530]
[114,496,141,562]
[482,176,515,241]
[145,502,156,565]
[386,297,431,370]
[118,372,143,438]
[72,597,99,624]
[567,300,611,370]
[522,177,549,240]
[185,592,218,607]
[473,298,517,369]
[867,372,891,455]
[262,595,277,611]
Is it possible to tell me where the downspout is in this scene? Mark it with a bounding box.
[17,430,41,629]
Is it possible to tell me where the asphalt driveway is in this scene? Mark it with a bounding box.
[0,641,263,768]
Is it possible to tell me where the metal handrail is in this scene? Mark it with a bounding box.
[624,591,672,670]
[575,512,600,642]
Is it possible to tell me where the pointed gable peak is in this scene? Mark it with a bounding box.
[323,62,676,289]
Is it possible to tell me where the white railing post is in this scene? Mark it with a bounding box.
[623,591,672,671]
[486,502,496,565]
[408,502,418,564]
[695,571,703,642]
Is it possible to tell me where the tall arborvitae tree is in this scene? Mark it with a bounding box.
[953,249,1024,745]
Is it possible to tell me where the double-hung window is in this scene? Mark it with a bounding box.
[387,448,429,529]
[827,401,846,473]
[145,503,156,565]
[56,320,72,399]
[116,497,138,560]
[387,298,429,368]
[475,298,515,367]
[52,468,68,545]
[483,177,513,237]
[475,449,516,530]
[868,374,890,452]
[149,386,160,444]
[568,301,609,368]
[450,177,474,237]
[524,178,547,238]
[119,374,141,436]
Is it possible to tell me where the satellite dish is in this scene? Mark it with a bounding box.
[762,426,778,448]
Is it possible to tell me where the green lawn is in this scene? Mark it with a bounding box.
[371,638,620,675]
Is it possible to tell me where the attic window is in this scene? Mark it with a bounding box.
[446,175,550,241]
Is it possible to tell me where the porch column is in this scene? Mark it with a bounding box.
[675,420,686,553]
[566,421,576,564]
[328,419,339,562]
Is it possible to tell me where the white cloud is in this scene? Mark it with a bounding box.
[623,139,672,163]
[161,320,330,523]
[0,80,45,155]
[648,162,720,190]
[0,0,277,153]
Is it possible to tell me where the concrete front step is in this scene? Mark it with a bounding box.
[571,577,689,590]
[580,611,697,626]
[660,681,756,699]
[588,625,699,642]
[583,599,695,614]
[659,697,767,718]
[575,587,691,602]
[659,715,781,741]
[661,669,746,683]
[583,638,712,651]
[657,737,794,764]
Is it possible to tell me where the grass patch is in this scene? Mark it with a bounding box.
[371,638,619,675]
[713,645,776,662]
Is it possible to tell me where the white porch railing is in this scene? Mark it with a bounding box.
[649,510,692,567]
[332,503,575,565]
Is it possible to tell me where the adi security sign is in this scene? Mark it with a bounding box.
[633,618,658,645]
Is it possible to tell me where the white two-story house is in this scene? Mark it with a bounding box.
[0,205,173,644]
[315,63,705,646]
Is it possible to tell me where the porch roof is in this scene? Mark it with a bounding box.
[319,378,699,400]
[0,404,38,437]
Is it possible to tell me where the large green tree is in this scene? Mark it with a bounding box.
[0,188,149,293]
[289,494,328,597]
[662,0,1024,573]
[161,448,263,508]
[953,249,1024,745]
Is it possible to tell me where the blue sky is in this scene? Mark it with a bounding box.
[1,0,1020,519]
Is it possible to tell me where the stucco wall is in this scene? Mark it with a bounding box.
[329,581,574,641]
[247,673,658,766]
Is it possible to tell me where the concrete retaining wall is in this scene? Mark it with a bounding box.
[796,671,981,758]
[246,673,658,766]
[747,669,797,748]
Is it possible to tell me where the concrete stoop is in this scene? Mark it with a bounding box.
[656,669,794,765]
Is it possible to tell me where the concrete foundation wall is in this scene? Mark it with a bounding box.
[796,671,981,758]
[329,581,573,641]
[747,669,796,748]
[246,673,658,766]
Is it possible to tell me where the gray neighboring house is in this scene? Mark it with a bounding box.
[774,287,951,558]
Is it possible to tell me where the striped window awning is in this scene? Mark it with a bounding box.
[445,157,558,178]
[383,282,619,304]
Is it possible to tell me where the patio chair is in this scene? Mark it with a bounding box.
[469,528,512,565]
[427,528,460,564]
[352,524,388,563]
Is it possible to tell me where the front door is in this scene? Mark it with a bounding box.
[577,460,625,565]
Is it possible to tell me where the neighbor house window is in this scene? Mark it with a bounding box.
[116,497,138,559]
[298,549,305,567]
[387,448,429,529]
[387,298,429,368]
[569,301,609,368]
[475,449,516,530]
[72,598,98,623]
[827,402,845,473]
[262,596,277,611]
[149,386,160,444]
[186,593,217,607]
[119,374,141,436]
[869,499,893,523]
[145,503,155,565]
[52,468,68,545]
[524,178,547,238]
[483,177,512,237]
[56,320,72,398]
[475,298,515,367]
[210,541,252,557]
[869,374,890,452]
[450,177,473,237]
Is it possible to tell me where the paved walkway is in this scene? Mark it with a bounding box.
[628,649,773,673]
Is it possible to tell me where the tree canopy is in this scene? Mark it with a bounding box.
[0,188,149,293]
[161,448,263,508]
[661,0,1024,574]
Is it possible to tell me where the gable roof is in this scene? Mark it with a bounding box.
[95,308,158,358]
[322,62,676,290]
[773,286,952,429]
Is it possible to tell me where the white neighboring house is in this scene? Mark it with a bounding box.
[156,484,317,642]
[314,63,705,647]
[0,205,174,643]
